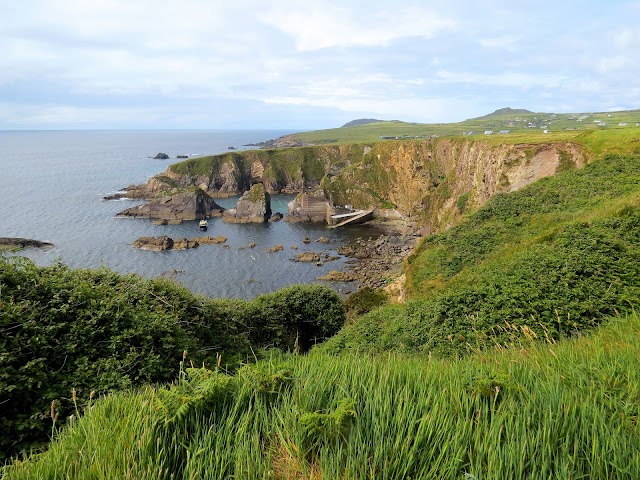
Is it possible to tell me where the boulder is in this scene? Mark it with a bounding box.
[316,236,331,244]
[294,252,321,262]
[269,212,284,222]
[317,270,358,282]
[193,235,227,245]
[223,183,271,223]
[132,236,174,251]
[154,153,169,159]
[173,238,199,250]
[266,244,284,253]
[117,188,224,222]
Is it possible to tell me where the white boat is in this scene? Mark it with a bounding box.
[199,219,208,231]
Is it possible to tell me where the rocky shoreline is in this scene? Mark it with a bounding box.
[337,220,420,290]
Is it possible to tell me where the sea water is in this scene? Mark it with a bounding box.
[0,130,380,299]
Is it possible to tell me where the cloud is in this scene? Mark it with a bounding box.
[261,3,456,51]
[435,70,568,90]
[478,35,521,52]
[0,0,639,128]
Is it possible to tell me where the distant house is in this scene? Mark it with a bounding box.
[543,130,549,133]
[484,130,493,135]
[498,130,510,134]
[619,123,628,126]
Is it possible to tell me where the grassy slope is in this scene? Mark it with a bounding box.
[287,109,640,146]
[323,153,640,356]
[4,312,640,479]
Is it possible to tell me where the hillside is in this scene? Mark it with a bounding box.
[283,108,640,145]
[341,118,384,127]
[324,152,640,355]
[4,313,640,479]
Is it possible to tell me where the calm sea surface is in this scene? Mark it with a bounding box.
[0,130,380,299]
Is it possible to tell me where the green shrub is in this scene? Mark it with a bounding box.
[344,287,388,318]
[248,284,346,352]
[0,257,345,461]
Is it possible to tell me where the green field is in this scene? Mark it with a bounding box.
[286,107,640,146]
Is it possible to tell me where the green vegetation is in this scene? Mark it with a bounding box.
[325,154,640,356]
[4,313,640,479]
[0,258,344,461]
[287,108,640,146]
[344,286,388,319]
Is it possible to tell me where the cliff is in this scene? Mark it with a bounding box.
[130,138,587,231]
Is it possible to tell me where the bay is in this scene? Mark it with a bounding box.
[0,130,378,299]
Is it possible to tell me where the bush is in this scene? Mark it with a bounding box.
[248,284,346,352]
[0,257,345,461]
[344,287,388,318]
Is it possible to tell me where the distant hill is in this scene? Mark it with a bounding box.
[341,118,384,128]
[472,107,534,119]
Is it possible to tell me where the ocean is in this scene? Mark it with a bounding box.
[0,130,380,299]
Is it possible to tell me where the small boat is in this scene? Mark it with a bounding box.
[199,219,208,231]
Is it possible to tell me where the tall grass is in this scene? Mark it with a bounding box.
[5,313,640,479]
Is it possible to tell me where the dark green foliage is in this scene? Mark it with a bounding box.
[299,398,356,456]
[0,258,344,461]
[345,287,388,318]
[456,191,471,212]
[248,284,346,352]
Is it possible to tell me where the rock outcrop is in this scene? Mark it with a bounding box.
[131,235,227,251]
[154,153,169,159]
[317,270,358,282]
[132,236,174,251]
[0,238,54,249]
[294,252,321,263]
[120,138,588,231]
[223,183,271,223]
[117,188,223,222]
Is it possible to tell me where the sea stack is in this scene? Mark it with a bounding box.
[223,182,271,223]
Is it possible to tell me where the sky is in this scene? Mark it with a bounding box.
[1,0,639,130]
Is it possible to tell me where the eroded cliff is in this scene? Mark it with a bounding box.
[130,139,588,232]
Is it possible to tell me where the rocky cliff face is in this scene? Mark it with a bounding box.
[128,139,588,231]
[319,139,587,231]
